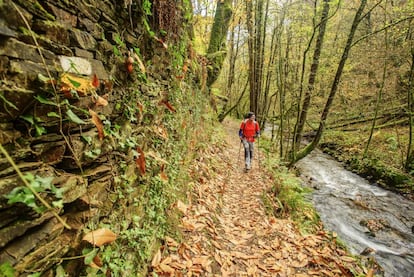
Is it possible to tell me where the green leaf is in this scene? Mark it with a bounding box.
[47,112,61,118]
[113,45,120,56]
[20,114,34,124]
[34,95,58,106]
[52,200,64,209]
[37,73,54,83]
[51,185,65,198]
[55,265,67,277]
[0,92,19,111]
[38,176,54,190]
[23,173,35,182]
[67,77,81,88]
[81,135,93,145]
[133,47,141,56]
[83,248,99,265]
[66,109,86,124]
[114,34,124,47]
[69,89,80,99]
[33,205,47,213]
[34,125,47,136]
[0,262,15,277]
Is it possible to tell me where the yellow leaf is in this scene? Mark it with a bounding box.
[166,236,179,248]
[60,73,95,96]
[340,256,355,262]
[177,200,189,214]
[159,263,175,273]
[151,249,162,267]
[82,228,117,246]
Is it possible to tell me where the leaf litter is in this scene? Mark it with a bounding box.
[152,120,369,276]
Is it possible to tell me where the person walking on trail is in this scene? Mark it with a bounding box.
[239,112,260,171]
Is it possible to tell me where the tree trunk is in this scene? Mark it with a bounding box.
[293,0,330,151]
[206,0,233,88]
[405,49,414,171]
[364,20,388,157]
[292,0,368,165]
[218,80,249,122]
[217,19,240,122]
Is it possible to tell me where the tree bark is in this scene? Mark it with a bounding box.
[206,0,233,88]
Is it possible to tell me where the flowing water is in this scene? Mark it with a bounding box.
[296,150,414,277]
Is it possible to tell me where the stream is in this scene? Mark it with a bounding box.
[295,150,414,277]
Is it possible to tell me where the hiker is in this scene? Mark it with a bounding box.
[239,112,260,171]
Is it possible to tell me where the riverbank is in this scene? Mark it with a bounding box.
[319,129,414,201]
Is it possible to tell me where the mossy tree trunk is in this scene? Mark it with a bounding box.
[290,0,368,165]
[245,0,267,119]
[292,0,330,153]
[206,0,233,88]
[217,18,240,122]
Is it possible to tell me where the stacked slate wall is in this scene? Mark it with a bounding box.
[0,0,195,275]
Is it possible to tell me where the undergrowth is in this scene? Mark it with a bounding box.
[258,134,320,234]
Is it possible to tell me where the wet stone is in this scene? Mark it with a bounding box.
[0,38,56,63]
[73,47,94,59]
[70,28,97,50]
[46,3,77,28]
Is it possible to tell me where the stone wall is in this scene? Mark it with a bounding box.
[0,0,197,275]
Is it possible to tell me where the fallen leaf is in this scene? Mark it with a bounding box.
[137,101,144,113]
[340,256,355,262]
[159,99,176,113]
[89,109,104,140]
[176,200,189,214]
[160,164,169,182]
[181,219,196,231]
[166,236,179,248]
[159,263,175,273]
[93,254,103,267]
[136,147,146,175]
[82,228,117,246]
[132,52,146,74]
[93,95,108,107]
[151,249,162,268]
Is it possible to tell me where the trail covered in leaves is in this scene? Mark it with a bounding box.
[151,120,369,276]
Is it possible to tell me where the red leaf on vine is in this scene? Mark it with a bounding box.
[92,74,99,88]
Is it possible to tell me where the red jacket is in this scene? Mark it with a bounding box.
[239,119,260,142]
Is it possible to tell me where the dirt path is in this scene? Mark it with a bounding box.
[151,119,368,276]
